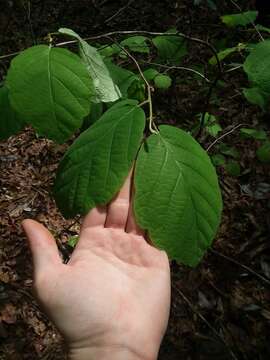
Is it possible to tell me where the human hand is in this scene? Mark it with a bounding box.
[22,172,171,360]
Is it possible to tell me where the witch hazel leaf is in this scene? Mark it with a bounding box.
[59,28,122,103]
[0,85,25,140]
[134,125,222,267]
[6,45,93,143]
[54,100,145,218]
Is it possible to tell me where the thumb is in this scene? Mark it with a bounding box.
[22,219,62,273]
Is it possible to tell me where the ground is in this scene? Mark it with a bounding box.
[0,1,270,359]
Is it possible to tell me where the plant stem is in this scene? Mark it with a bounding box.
[107,37,157,134]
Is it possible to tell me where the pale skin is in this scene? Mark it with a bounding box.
[22,172,171,360]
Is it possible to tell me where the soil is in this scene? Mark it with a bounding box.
[0,1,270,359]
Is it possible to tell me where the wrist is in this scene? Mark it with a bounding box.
[68,345,158,360]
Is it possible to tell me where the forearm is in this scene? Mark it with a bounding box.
[68,345,159,360]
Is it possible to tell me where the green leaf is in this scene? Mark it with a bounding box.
[209,47,237,65]
[6,45,93,143]
[143,68,159,81]
[219,144,240,159]
[98,44,121,57]
[256,24,270,34]
[244,40,270,94]
[209,43,246,65]
[154,74,172,89]
[54,100,146,218]
[211,154,226,166]
[81,102,103,131]
[203,113,222,137]
[225,160,241,176]
[240,127,268,140]
[121,36,150,54]
[257,142,270,163]
[68,235,79,248]
[207,123,222,137]
[153,35,188,65]
[134,125,222,267]
[0,86,25,140]
[105,60,138,98]
[59,28,121,103]
[221,11,258,27]
[243,87,269,111]
[127,79,146,102]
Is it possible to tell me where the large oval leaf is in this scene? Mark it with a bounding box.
[134,125,222,267]
[54,100,145,218]
[6,45,94,143]
[243,40,270,94]
[221,11,258,27]
[152,35,187,65]
[0,86,25,141]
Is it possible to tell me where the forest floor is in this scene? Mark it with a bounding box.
[0,0,270,359]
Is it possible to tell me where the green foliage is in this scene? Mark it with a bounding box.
[59,28,121,103]
[219,144,240,159]
[256,142,270,163]
[243,87,269,111]
[243,40,270,110]
[211,154,226,166]
[1,28,226,267]
[127,79,146,102]
[154,74,172,90]
[105,60,138,98]
[143,68,159,81]
[0,86,25,140]
[54,100,146,218]
[134,126,222,267]
[209,43,246,65]
[143,69,172,90]
[68,235,79,248]
[221,11,258,27]
[244,40,270,95]
[240,128,268,140]
[225,160,241,177]
[153,35,187,65]
[203,113,222,137]
[6,45,94,143]
[121,36,150,54]
[98,44,121,57]
[82,103,103,131]
[256,25,270,34]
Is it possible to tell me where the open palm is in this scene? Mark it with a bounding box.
[23,173,171,360]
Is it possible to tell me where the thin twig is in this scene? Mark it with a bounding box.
[206,123,246,152]
[0,30,221,72]
[210,249,270,287]
[196,73,221,139]
[172,284,239,360]
[141,60,210,83]
[104,0,136,24]
[107,36,157,134]
[225,65,243,73]
[22,0,36,45]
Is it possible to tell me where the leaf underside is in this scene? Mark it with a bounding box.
[59,28,121,103]
[6,45,94,143]
[54,100,146,218]
[134,125,222,267]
